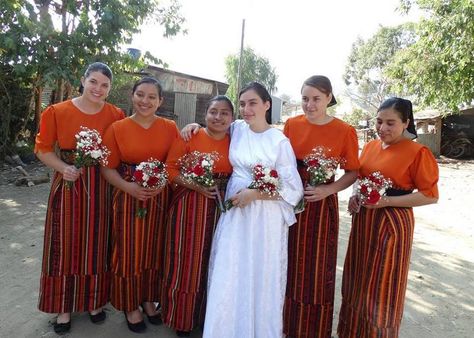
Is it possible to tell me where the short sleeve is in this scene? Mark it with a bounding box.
[275,138,304,226]
[341,126,360,171]
[34,106,57,153]
[102,123,121,169]
[165,138,188,182]
[409,147,439,198]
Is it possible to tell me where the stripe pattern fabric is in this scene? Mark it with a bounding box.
[109,163,171,311]
[338,206,415,338]
[38,162,111,313]
[283,169,339,338]
[161,175,228,331]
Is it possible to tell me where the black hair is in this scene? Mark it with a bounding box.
[378,97,417,139]
[84,62,113,82]
[206,95,234,114]
[132,77,163,98]
[302,75,337,107]
[239,82,272,124]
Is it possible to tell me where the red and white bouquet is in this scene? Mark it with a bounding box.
[357,171,392,205]
[74,126,111,167]
[295,146,345,213]
[66,126,110,189]
[224,164,280,210]
[133,158,169,218]
[178,151,225,211]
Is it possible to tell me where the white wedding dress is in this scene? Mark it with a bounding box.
[203,120,303,338]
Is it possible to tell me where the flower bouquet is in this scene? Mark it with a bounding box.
[224,164,280,211]
[294,146,345,213]
[356,171,392,206]
[133,158,169,218]
[178,151,225,211]
[66,126,110,189]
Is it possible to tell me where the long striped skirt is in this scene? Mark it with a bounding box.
[38,164,111,313]
[161,178,227,331]
[283,192,339,338]
[337,206,415,338]
[109,163,171,311]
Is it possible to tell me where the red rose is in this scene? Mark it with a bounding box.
[360,185,368,195]
[192,164,205,176]
[367,189,380,204]
[270,169,278,178]
[134,170,144,182]
[147,176,159,187]
[307,159,319,167]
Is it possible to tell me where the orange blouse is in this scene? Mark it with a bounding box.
[359,139,439,198]
[283,115,360,170]
[165,128,232,182]
[35,100,124,153]
[103,117,179,168]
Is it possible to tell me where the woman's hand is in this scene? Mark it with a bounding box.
[194,185,220,199]
[180,123,201,141]
[363,196,389,209]
[124,182,163,201]
[348,195,361,214]
[62,165,82,182]
[229,188,258,208]
[303,184,334,202]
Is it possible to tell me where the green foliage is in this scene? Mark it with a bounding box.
[344,24,416,112]
[0,0,185,158]
[342,107,373,129]
[387,0,474,113]
[224,47,278,105]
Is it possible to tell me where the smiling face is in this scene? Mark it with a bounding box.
[205,100,233,135]
[375,107,409,145]
[239,89,270,127]
[301,85,332,122]
[80,71,111,103]
[132,83,163,118]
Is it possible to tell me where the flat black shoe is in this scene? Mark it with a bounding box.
[124,312,147,333]
[141,303,162,325]
[89,310,106,324]
[53,320,71,335]
[176,330,190,337]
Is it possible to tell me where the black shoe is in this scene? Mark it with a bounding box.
[89,310,106,324]
[53,320,71,335]
[124,312,147,333]
[176,330,190,337]
[141,303,162,325]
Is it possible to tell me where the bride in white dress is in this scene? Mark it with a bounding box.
[203,82,303,338]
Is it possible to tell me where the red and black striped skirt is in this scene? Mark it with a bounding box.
[38,162,111,313]
[161,175,228,331]
[337,206,414,338]
[283,189,339,338]
[109,163,171,311]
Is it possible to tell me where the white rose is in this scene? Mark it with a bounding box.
[90,150,102,159]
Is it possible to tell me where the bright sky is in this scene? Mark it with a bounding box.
[131,0,419,100]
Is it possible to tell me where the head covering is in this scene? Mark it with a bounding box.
[402,98,417,139]
[328,94,337,107]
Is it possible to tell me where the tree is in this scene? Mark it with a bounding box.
[343,24,416,114]
[387,0,474,113]
[224,47,278,105]
[0,0,185,158]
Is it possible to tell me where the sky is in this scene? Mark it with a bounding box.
[130,0,420,101]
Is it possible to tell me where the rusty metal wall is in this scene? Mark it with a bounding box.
[175,93,197,129]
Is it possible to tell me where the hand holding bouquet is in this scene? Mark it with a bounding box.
[224,164,280,211]
[295,146,345,213]
[178,151,225,211]
[356,171,392,208]
[133,158,169,218]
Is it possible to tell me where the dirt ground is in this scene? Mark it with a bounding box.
[0,160,473,338]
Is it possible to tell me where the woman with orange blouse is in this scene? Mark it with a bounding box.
[161,95,233,337]
[35,62,124,334]
[283,75,360,338]
[101,77,179,333]
[337,97,439,338]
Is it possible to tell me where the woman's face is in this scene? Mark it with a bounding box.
[375,108,409,145]
[239,89,270,126]
[205,101,233,134]
[132,83,163,118]
[81,71,111,103]
[301,85,332,121]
